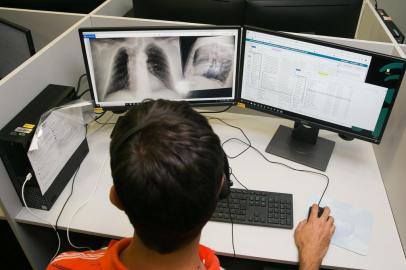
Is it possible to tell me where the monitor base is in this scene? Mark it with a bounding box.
[265,125,335,171]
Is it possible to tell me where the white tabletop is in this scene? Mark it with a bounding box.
[15,111,406,269]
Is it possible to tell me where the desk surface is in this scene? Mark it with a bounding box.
[15,112,406,269]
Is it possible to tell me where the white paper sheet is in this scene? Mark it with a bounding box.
[27,108,86,195]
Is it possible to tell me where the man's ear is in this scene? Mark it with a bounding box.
[110,185,124,210]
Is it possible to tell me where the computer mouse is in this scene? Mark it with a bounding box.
[307,206,325,219]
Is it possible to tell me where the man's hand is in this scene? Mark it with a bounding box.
[294,204,335,270]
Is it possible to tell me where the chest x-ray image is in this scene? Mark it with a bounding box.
[89,34,236,103]
[182,36,234,92]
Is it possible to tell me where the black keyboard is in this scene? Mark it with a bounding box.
[211,188,293,229]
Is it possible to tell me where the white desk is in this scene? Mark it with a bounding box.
[15,112,406,269]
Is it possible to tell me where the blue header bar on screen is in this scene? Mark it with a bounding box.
[83,34,96,39]
[246,38,369,68]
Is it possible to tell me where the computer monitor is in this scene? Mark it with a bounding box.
[244,0,363,38]
[239,26,406,171]
[132,0,246,25]
[79,26,241,110]
[0,18,35,79]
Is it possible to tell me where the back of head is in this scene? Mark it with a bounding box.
[110,99,224,254]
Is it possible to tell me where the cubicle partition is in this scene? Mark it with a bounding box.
[89,15,194,28]
[1,0,406,269]
[0,13,91,269]
[356,0,396,43]
[0,7,86,80]
[402,45,406,54]
[372,42,406,256]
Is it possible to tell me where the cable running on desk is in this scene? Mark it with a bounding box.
[75,74,88,98]
[93,111,116,125]
[55,125,93,251]
[200,105,233,114]
[207,117,330,206]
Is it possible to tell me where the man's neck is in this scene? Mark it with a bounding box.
[120,235,206,270]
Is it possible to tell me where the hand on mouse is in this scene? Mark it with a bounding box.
[294,204,335,270]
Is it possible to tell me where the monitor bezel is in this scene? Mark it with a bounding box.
[78,25,242,111]
[238,26,406,144]
[0,17,36,57]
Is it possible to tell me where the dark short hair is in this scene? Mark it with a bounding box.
[110,99,224,254]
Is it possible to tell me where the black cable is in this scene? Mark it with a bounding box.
[213,118,330,206]
[75,74,87,98]
[230,138,329,206]
[93,111,116,125]
[230,171,249,191]
[207,117,252,159]
[200,105,233,114]
[228,137,329,206]
[77,89,90,99]
[94,111,106,121]
[226,197,236,258]
[94,119,116,125]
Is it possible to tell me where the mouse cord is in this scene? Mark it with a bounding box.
[230,170,249,191]
[207,117,252,159]
[209,117,330,206]
[224,137,329,206]
[226,197,236,258]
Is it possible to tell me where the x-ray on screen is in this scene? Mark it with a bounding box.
[80,27,240,108]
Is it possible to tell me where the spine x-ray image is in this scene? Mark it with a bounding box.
[89,35,235,102]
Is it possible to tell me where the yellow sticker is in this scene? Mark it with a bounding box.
[23,123,35,129]
[94,107,104,114]
[236,102,246,109]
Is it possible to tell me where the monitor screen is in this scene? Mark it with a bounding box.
[244,0,363,38]
[79,27,240,109]
[240,27,406,144]
[0,18,35,79]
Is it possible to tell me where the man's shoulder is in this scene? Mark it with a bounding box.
[46,248,108,270]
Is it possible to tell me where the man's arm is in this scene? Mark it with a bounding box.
[294,204,335,270]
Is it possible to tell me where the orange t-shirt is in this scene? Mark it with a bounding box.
[47,238,221,270]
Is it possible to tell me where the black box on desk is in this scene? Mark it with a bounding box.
[0,84,89,210]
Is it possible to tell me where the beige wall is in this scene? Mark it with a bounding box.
[373,62,406,253]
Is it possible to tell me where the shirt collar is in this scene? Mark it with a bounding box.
[100,238,220,270]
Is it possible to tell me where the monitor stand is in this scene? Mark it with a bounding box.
[265,122,335,171]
